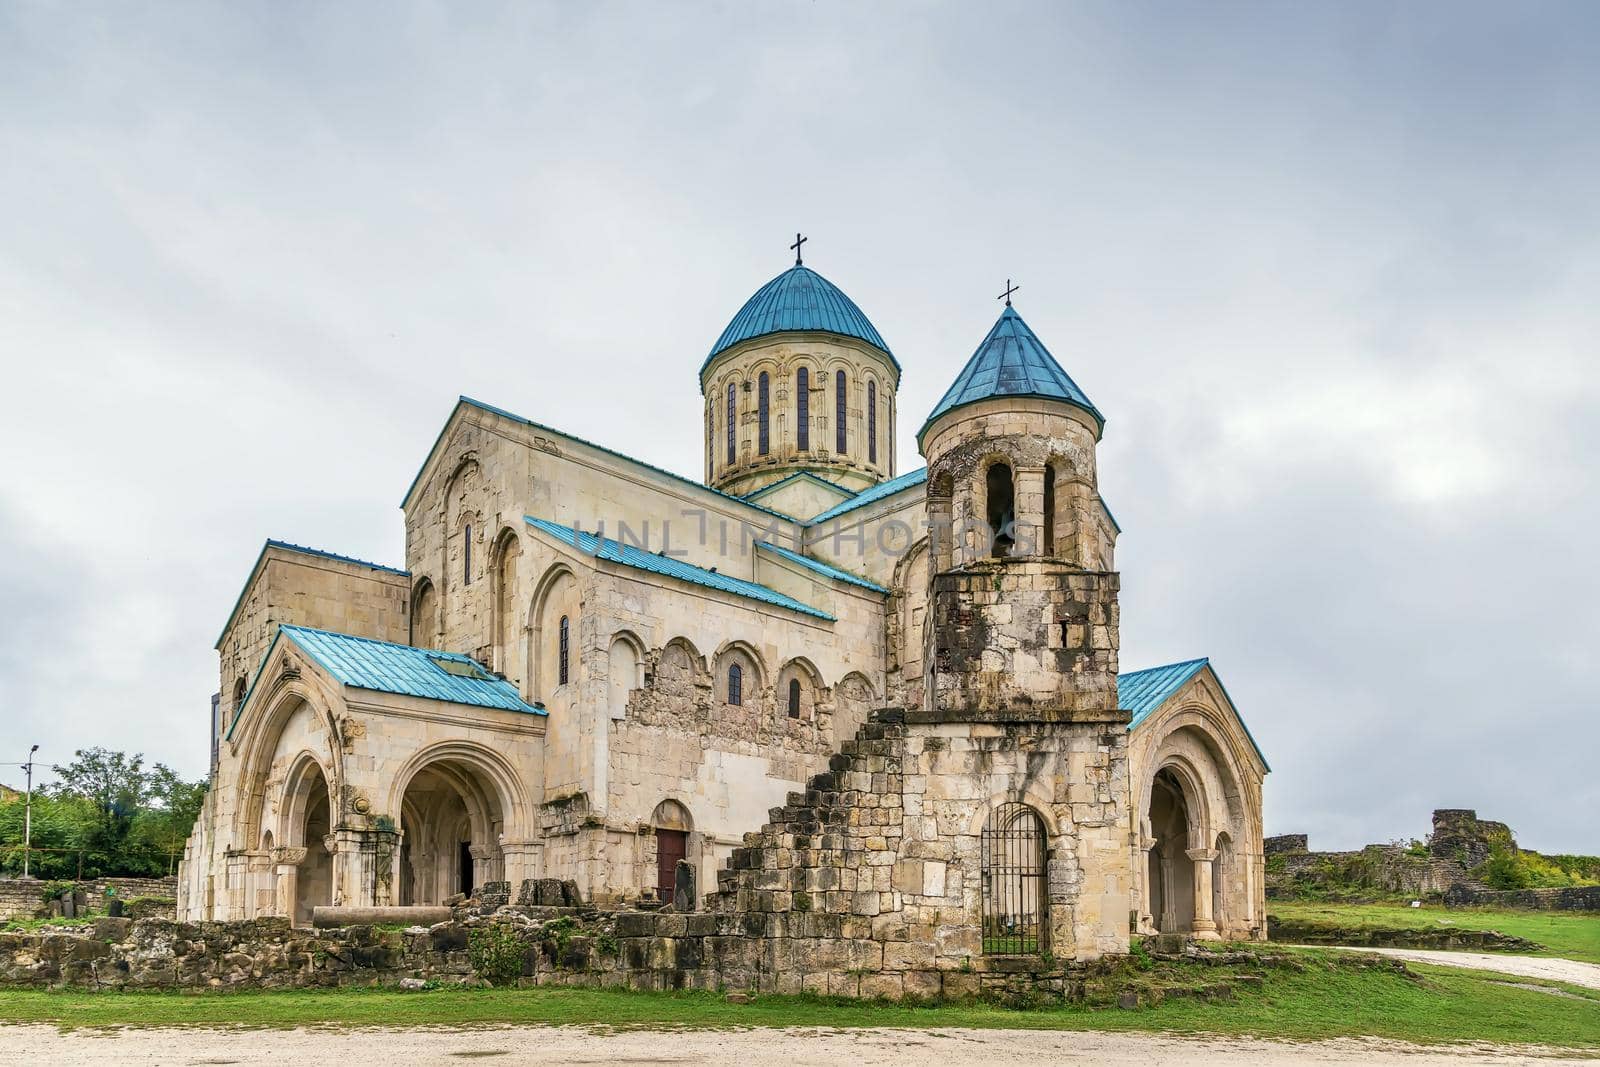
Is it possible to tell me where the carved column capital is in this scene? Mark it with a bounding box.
[271,846,309,866]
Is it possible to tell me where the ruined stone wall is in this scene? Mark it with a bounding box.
[1443,884,1600,911]
[0,877,177,921]
[1429,809,1516,869]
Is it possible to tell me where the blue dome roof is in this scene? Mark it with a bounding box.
[919,306,1103,446]
[703,265,896,376]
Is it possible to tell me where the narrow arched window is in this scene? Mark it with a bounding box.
[727,663,743,706]
[726,383,737,465]
[558,615,570,686]
[867,380,878,464]
[795,368,809,450]
[233,676,247,713]
[1043,466,1057,557]
[835,370,847,453]
[757,372,770,455]
[787,678,801,719]
[463,523,472,583]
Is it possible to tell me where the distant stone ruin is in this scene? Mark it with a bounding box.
[1265,809,1509,902]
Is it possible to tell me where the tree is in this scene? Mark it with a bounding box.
[49,748,147,833]
[0,748,211,878]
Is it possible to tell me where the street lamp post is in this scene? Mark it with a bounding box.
[23,745,38,879]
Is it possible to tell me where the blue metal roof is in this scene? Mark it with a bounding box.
[1120,658,1211,728]
[525,516,836,621]
[226,625,542,740]
[702,265,897,375]
[807,468,929,525]
[215,540,409,649]
[920,306,1103,445]
[1119,657,1269,770]
[756,540,888,594]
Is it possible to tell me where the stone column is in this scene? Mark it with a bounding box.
[500,838,542,892]
[1136,833,1157,935]
[1013,466,1047,556]
[1188,848,1220,940]
[244,851,274,919]
[223,851,249,921]
[330,828,401,908]
[271,847,307,922]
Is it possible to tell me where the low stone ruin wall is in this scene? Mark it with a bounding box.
[0,877,177,921]
[1266,915,1544,953]
[0,902,1079,1001]
[1443,884,1600,912]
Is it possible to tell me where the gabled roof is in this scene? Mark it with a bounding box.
[702,265,897,376]
[400,397,795,524]
[807,468,929,525]
[920,306,1104,445]
[525,516,836,621]
[756,540,889,594]
[215,540,408,649]
[1119,657,1269,771]
[742,471,853,505]
[226,625,542,741]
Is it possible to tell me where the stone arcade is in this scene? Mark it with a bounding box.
[179,252,1269,964]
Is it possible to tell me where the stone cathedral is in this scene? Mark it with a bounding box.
[178,250,1268,962]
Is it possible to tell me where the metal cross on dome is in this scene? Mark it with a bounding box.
[790,232,807,266]
[999,279,1019,307]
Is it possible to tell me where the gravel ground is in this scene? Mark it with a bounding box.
[2,1025,1595,1066]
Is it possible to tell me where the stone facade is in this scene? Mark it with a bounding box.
[179,266,1268,977]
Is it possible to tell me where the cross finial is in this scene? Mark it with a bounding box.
[999,279,1019,307]
[790,232,807,266]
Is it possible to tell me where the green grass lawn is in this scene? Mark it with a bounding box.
[1269,900,1600,964]
[1,952,1596,1048]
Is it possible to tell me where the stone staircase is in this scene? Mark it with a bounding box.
[707,709,909,917]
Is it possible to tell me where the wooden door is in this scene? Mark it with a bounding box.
[656,829,687,905]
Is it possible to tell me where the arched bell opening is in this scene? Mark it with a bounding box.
[985,461,1015,557]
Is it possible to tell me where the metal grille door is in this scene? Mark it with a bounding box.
[980,803,1047,954]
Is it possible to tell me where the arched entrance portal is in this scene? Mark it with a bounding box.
[1147,768,1197,934]
[289,763,334,927]
[397,760,507,905]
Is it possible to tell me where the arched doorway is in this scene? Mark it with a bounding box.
[397,758,507,904]
[651,800,692,906]
[1147,768,1196,934]
[980,802,1047,955]
[287,762,334,927]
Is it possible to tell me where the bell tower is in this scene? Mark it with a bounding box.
[917,301,1122,721]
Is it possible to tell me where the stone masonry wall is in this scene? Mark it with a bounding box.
[1442,884,1600,912]
[0,877,177,921]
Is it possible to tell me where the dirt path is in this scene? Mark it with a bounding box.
[1319,946,1600,991]
[2,1024,1594,1066]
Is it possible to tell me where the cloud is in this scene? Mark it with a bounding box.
[0,1,1596,850]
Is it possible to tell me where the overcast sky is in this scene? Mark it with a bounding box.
[2,2,1596,852]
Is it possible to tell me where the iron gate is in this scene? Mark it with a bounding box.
[980,803,1047,954]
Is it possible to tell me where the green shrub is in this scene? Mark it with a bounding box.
[467,924,527,986]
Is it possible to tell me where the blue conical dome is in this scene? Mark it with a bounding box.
[702,265,896,376]
[919,306,1103,446]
